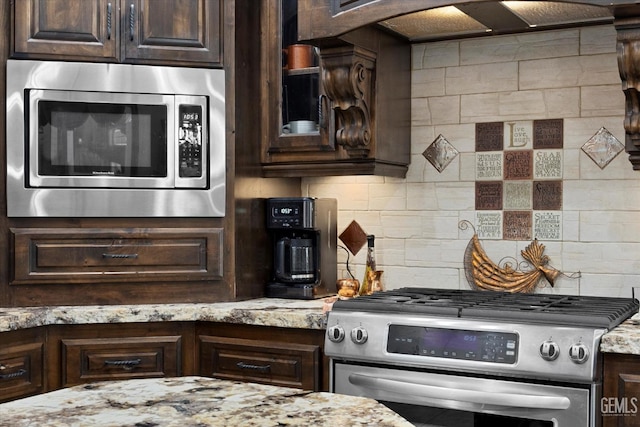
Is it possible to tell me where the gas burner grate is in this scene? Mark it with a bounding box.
[332,288,639,329]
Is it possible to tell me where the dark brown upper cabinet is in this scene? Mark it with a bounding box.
[260,0,410,178]
[12,0,222,67]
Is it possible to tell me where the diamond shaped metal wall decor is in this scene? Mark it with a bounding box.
[581,127,624,169]
[339,220,368,256]
[423,134,459,172]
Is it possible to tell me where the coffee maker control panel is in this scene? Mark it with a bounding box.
[267,197,315,229]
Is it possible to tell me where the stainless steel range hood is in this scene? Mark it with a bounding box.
[377,1,612,42]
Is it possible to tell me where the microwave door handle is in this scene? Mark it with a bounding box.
[348,374,571,411]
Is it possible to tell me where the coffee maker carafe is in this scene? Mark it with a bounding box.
[266,197,336,299]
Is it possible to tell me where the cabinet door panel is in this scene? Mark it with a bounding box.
[199,336,320,390]
[11,227,223,285]
[14,0,118,60]
[603,353,640,426]
[62,336,182,386]
[123,0,222,65]
[0,342,44,403]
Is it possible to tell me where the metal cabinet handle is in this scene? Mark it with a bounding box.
[236,361,271,373]
[107,3,112,40]
[104,358,141,371]
[129,4,135,41]
[0,368,27,380]
[102,253,138,259]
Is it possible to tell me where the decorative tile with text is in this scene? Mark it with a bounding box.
[475,211,503,239]
[474,119,564,241]
[475,182,503,211]
[503,211,532,241]
[533,211,562,241]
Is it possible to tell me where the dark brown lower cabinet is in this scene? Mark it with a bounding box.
[0,328,45,403]
[197,323,328,391]
[0,321,328,403]
[603,353,640,427]
[61,335,183,387]
[199,336,319,390]
[47,323,194,390]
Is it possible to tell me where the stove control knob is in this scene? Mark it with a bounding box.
[351,327,368,344]
[568,343,589,364]
[539,341,560,361]
[327,325,345,343]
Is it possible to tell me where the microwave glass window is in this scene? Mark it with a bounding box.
[37,101,168,178]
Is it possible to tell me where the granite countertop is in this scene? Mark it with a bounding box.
[600,312,640,355]
[3,297,640,356]
[0,298,329,333]
[0,376,412,427]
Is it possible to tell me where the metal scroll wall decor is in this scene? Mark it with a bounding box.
[459,220,572,293]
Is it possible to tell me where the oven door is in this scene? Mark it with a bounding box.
[333,362,593,427]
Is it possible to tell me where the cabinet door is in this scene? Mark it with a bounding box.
[61,335,182,386]
[122,0,222,65]
[261,0,336,169]
[0,329,45,403]
[260,0,410,178]
[603,353,640,426]
[10,227,223,285]
[13,0,118,60]
[199,336,320,390]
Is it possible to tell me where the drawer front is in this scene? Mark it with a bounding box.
[199,336,319,390]
[0,342,44,402]
[62,336,182,386]
[11,227,223,284]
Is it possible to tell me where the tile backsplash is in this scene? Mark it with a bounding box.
[304,24,640,298]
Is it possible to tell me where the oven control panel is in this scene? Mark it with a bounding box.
[386,324,518,364]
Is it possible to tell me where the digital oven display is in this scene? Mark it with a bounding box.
[387,325,518,364]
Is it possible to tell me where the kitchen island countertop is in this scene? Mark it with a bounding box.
[0,375,413,426]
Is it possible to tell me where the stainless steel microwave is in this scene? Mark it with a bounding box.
[6,60,225,217]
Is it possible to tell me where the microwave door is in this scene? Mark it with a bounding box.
[175,95,208,189]
[28,89,175,189]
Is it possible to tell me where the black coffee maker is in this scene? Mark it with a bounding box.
[266,197,336,299]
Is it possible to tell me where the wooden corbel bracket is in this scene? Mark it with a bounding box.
[321,47,376,158]
[616,16,640,169]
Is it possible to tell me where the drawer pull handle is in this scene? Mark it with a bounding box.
[236,362,271,373]
[0,369,27,380]
[102,253,139,259]
[129,4,135,41]
[104,359,141,370]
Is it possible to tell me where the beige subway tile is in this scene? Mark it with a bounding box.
[413,41,460,69]
[412,68,445,98]
[460,29,579,65]
[580,25,616,55]
[580,85,625,118]
[446,62,518,95]
[520,54,619,90]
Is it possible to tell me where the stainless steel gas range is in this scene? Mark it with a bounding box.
[325,288,639,427]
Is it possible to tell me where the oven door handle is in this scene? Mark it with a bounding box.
[348,374,571,410]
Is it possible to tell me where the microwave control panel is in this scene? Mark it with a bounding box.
[178,104,203,178]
